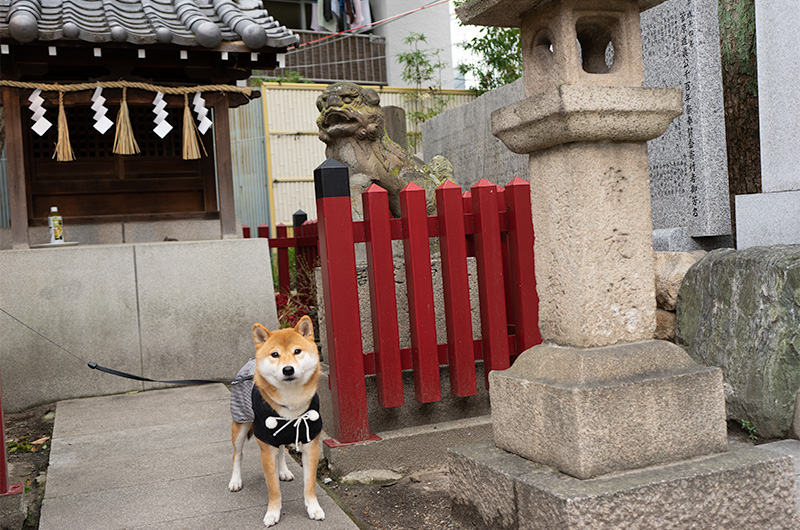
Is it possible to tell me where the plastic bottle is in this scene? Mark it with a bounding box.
[48,206,63,244]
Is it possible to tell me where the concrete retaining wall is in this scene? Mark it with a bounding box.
[0,239,277,412]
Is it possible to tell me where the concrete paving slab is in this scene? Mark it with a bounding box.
[48,418,229,463]
[40,384,358,530]
[52,384,231,437]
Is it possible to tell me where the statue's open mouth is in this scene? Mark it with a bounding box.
[321,110,359,130]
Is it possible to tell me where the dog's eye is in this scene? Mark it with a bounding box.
[293,349,302,355]
[270,351,279,358]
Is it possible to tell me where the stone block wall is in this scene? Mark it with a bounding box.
[0,239,277,411]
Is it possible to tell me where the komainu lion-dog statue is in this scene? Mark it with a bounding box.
[316,82,453,218]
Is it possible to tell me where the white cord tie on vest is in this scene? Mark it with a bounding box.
[266,409,320,447]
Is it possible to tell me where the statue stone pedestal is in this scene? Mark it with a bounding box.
[450,0,799,526]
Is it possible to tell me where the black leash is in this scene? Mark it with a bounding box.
[0,306,252,387]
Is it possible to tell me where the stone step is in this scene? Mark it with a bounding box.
[323,415,493,478]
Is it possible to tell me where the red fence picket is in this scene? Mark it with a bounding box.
[314,159,370,443]
[275,224,290,294]
[436,181,477,397]
[0,376,23,497]
[505,177,541,352]
[472,180,511,385]
[400,183,442,404]
[246,217,320,296]
[362,185,404,408]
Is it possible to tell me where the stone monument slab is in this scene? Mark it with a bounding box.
[735,0,800,248]
[641,0,732,244]
[753,0,800,194]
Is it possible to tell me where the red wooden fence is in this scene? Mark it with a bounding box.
[247,159,541,444]
[314,158,541,443]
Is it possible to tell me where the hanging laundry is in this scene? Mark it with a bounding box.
[344,0,355,26]
[333,0,344,32]
[323,0,333,22]
[353,0,363,27]
[310,0,324,31]
[353,0,372,33]
[316,0,337,32]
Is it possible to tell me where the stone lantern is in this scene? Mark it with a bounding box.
[447,0,799,526]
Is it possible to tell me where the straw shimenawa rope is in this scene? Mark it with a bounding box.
[0,80,252,161]
[182,93,208,160]
[0,80,253,97]
[113,87,140,156]
[53,91,76,162]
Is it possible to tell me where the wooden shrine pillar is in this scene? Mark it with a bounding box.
[212,95,237,238]
[2,88,30,249]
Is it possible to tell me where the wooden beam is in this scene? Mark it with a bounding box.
[212,94,237,238]
[2,87,30,249]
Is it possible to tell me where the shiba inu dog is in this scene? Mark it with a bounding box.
[228,316,324,527]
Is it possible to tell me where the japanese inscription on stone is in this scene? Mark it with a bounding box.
[641,0,730,238]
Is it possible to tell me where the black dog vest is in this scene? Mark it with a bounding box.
[251,387,323,448]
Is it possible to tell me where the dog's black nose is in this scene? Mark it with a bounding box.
[283,366,295,377]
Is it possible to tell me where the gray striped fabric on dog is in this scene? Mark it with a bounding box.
[230,359,256,423]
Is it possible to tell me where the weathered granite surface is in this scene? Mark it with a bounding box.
[490,340,727,479]
[524,141,661,347]
[677,245,800,438]
[655,250,706,311]
[754,0,800,194]
[450,441,799,530]
[735,0,800,248]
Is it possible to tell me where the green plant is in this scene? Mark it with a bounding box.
[7,436,49,453]
[396,32,453,152]
[251,70,312,85]
[741,419,758,440]
[453,0,522,95]
[457,26,522,95]
[272,248,319,335]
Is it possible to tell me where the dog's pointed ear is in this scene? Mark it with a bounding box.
[295,315,314,340]
[253,323,271,349]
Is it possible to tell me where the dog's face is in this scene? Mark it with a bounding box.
[253,316,319,388]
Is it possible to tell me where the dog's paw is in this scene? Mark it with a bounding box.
[263,509,281,527]
[228,476,243,492]
[306,500,325,521]
[279,469,294,481]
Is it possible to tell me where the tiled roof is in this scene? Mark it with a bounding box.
[0,0,298,50]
